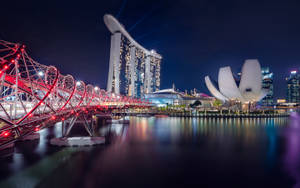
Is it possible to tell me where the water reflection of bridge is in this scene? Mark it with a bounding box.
[0,120,129,186]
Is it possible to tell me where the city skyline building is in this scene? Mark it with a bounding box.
[286,70,300,103]
[104,14,162,98]
[261,67,274,105]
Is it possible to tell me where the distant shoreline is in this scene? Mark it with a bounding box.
[121,113,290,118]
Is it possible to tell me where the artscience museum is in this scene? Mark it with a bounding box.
[205,59,268,104]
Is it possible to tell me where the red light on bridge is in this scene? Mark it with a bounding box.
[61,118,65,121]
[1,131,10,137]
[28,113,33,118]
[51,116,56,120]
[11,59,15,63]
[34,127,40,132]
[21,45,26,52]
[4,65,9,69]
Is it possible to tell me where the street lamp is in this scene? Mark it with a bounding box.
[38,71,44,76]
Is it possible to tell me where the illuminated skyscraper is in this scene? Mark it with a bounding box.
[104,14,162,98]
[286,70,300,103]
[261,67,274,105]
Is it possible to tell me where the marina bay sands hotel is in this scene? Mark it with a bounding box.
[104,14,162,97]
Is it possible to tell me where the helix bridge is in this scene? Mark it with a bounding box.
[0,40,151,149]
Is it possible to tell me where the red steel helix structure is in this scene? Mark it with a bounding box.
[0,40,150,148]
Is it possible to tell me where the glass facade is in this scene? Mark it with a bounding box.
[119,35,131,95]
[261,67,274,105]
[135,48,146,98]
[105,15,162,98]
[114,35,161,98]
[286,70,300,103]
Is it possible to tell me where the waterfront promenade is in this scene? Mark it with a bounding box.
[117,108,290,118]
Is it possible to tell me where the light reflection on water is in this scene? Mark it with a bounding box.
[2,116,300,187]
[283,115,300,188]
[129,117,288,143]
[98,117,296,187]
[1,122,65,176]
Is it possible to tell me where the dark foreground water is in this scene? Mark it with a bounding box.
[1,116,300,188]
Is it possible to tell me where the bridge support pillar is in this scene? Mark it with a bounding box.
[50,114,105,147]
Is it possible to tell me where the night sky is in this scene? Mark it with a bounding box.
[2,0,300,99]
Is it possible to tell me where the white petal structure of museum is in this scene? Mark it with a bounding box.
[205,59,268,103]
